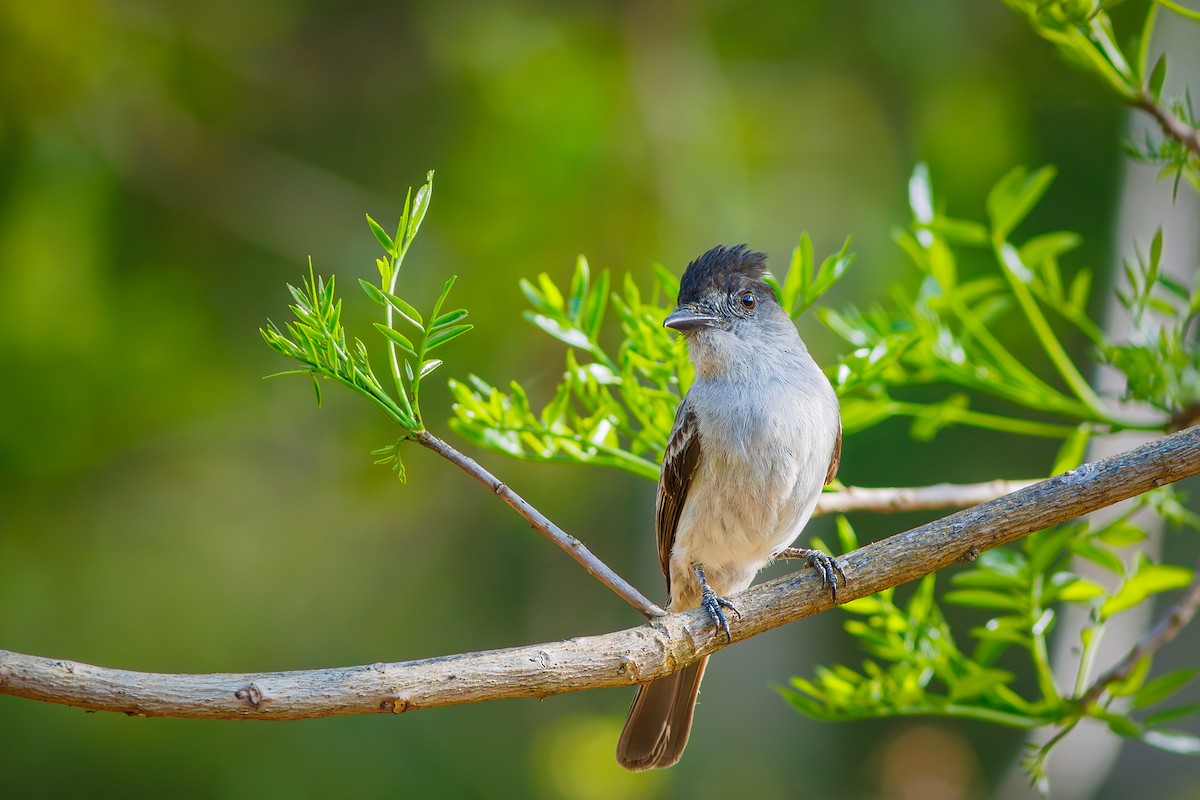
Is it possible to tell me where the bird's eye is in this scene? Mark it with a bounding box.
[739,292,756,310]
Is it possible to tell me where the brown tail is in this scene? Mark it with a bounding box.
[615,656,709,771]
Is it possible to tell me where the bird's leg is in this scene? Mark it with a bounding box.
[778,547,848,602]
[693,564,741,643]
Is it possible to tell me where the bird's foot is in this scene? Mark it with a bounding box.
[778,547,848,602]
[693,564,741,643]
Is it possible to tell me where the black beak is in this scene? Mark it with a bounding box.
[664,306,721,331]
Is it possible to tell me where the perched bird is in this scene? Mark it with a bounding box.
[615,244,844,771]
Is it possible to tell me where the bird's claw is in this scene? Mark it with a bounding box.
[807,550,848,602]
[779,547,848,602]
[700,585,741,643]
[693,563,741,643]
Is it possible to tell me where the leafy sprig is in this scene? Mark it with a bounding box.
[824,162,1199,442]
[1101,228,1200,417]
[261,171,473,480]
[1002,0,1200,190]
[787,502,1199,793]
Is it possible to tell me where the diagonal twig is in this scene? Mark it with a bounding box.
[1079,557,1200,708]
[414,429,665,618]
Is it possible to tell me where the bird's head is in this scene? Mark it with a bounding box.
[664,245,801,379]
[665,244,781,333]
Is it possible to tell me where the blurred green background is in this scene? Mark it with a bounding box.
[2,1,1197,798]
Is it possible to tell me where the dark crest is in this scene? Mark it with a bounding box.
[677,244,768,305]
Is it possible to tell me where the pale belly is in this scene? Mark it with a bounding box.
[666,393,834,609]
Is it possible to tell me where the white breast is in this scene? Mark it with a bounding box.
[667,368,838,609]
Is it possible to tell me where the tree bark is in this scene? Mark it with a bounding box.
[2,426,1198,721]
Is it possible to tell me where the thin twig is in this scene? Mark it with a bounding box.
[413,429,665,618]
[3,425,1198,720]
[816,479,1039,515]
[1079,557,1200,708]
[1134,92,1200,160]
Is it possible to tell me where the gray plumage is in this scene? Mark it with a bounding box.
[616,244,842,771]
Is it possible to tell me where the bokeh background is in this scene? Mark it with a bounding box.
[2,1,1198,798]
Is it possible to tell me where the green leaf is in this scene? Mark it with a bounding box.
[795,233,816,307]
[383,291,424,329]
[1101,563,1194,619]
[775,234,813,312]
[432,275,459,320]
[1101,712,1144,739]
[426,323,473,350]
[1157,274,1190,302]
[1149,227,1163,274]
[394,187,413,253]
[541,378,572,427]
[311,373,323,407]
[1096,520,1148,547]
[944,589,1026,612]
[948,668,1015,701]
[908,162,934,224]
[839,596,888,616]
[1148,54,1167,101]
[372,444,407,482]
[405,171,434,249]
[951,568,1023,591]
[1144,702,1200,728]
[366,213,396,256]
[1051,576,1107,603]
[525,313,592,349]
[373,323,418,358]
[835,515,859,553]
[1025,526,1075,574]
[359,278,387,307]
[924,217,989,245]
[803,238,854,312]
[1021,231,1082,264]
[1133,668,1197,710]
[536,273,565,313]
[1070,541,1126,574]
[928,238,957,289]
[1141,728,1200,755]
[581,268,610,340]
[431,308,468,330]
[419,359,443,379]
[987,165,1057,240]
[519,278,552,314]
[568,255,590,318]
[653,263,680,299]
[1068,268,1092,311]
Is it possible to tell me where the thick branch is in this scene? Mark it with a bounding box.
[816,479,1038,515]
[2,426,1198,720]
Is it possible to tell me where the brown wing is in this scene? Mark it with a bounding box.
[655,400,701,595]
[824,423,842,486]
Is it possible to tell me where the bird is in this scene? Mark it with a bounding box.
[615,244,844,771]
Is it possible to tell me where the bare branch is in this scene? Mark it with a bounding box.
[816,479,1039,515]
[413,429,665,618]
[3,426,1198,720]
[1079,557,1200,708]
